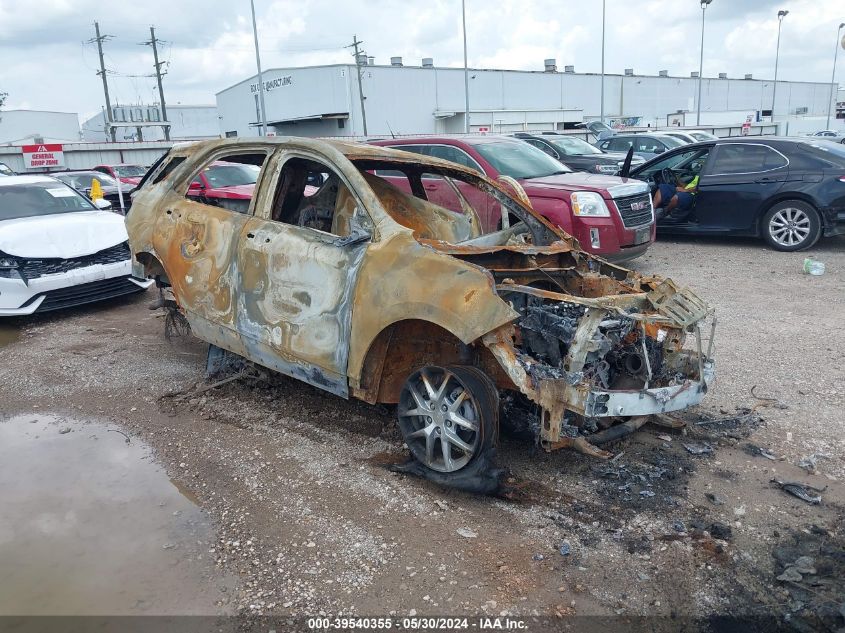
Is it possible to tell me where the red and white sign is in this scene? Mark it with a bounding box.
[476,126,490,134]
[22,144,65,169]
[740,115,753,136]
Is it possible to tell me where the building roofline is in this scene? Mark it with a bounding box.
[215,63,836,95]
[0,109,79,116]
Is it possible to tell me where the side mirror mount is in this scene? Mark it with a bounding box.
[188,180,203,191]
[93,198,112,210]
[653,146,665,154]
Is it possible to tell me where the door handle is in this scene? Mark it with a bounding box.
[423,183,438,191]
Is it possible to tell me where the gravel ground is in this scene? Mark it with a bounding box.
[0,234,843,631]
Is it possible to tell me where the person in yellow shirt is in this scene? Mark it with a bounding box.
[652,174,699,221]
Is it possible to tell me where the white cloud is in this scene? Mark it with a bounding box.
[0,0,842,118]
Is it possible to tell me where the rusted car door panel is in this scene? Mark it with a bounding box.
[152,192,248,335]
[236,217,368,395]
[347,231,519,387]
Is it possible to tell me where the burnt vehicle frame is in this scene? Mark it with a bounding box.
[127,138,716,480]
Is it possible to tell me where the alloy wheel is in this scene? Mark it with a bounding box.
[397,367,482,473]
[768,207,811,248]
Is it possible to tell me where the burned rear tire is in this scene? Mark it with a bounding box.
[397,365,498,474]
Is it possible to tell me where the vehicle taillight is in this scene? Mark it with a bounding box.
[838,176,845,183]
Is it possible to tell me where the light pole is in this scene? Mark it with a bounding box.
[696,0,712,126]
[771,9,788,122]
[462,0,470,133]
[249,0,267,136]
[600,0,606,124]
[827,22,845,130]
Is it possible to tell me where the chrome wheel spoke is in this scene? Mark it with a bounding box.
[407,383,429,412]
[443,427,473,454]
[407,424,433,440]
[448,410,478,431]
[440,439,454,470]
[420,369,438,400]
[425,430,436,463]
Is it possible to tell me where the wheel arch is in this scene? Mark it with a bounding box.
[351,319,471,405]
[134,251,171,285]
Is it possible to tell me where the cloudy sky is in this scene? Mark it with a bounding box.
[0,0,843,121]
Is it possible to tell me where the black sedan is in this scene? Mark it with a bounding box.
[511,133,645,174]
[628,137,845,251]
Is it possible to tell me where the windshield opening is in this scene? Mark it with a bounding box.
[354,158,563,248]
[547,137,603,156]
[474,141,571,179]
[114,165,147,177]
[0,182,95,221]
[56,172,119,189]
[199,163,260,188]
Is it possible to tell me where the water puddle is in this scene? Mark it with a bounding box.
[0,414,233,615]
[0,324,20,349]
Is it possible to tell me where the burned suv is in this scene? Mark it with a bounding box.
[127,138,715,485]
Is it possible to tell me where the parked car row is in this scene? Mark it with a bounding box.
[2,127,844,321]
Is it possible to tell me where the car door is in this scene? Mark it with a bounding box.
[153,148,270,342]
[692,142,789,233]
[421,145,495,230]
[235,150,372,397]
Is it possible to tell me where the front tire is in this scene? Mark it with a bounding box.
[397,365,498,474]
[761,200,821,252]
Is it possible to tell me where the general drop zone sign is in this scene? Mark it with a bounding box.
[22,144,65,168]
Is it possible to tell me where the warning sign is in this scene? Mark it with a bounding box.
[22,144,65,169]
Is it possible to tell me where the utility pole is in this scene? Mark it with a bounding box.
[600,0,606,123]
[349,35,368,136]
[144,26,170,140]
[827,23,845,130]
[89,22,116,142]
[462,0,470,133]
[696,0,713,126]
[249,0,267,136]
[772,10,788,122]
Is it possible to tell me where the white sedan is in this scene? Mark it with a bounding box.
[806,130,845,144]
[0,175,153,316]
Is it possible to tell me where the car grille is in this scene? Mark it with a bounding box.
[16,242,130,281]
[21,276,143,313]
[614,193,654,228]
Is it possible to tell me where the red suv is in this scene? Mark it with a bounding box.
[370,136,654,261]
[92,163,148,188]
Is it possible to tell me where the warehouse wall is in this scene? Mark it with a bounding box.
[0,110,80,144]
[216,64,837,138]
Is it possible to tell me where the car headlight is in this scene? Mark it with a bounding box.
[595,164,619,174]
[0,256,18,269]
[571,191,610,217]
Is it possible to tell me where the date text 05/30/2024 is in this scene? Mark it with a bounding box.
[307,617,528,630]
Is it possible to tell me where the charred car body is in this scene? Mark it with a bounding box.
[126,138,716,483]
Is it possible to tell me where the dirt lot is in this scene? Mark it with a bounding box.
[1,235,844,631]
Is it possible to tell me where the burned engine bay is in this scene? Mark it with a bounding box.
[430,243,717,457]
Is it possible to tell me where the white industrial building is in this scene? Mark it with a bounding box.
[215,59,839,138]
[0,110,81,145]
[81,104,220,142]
